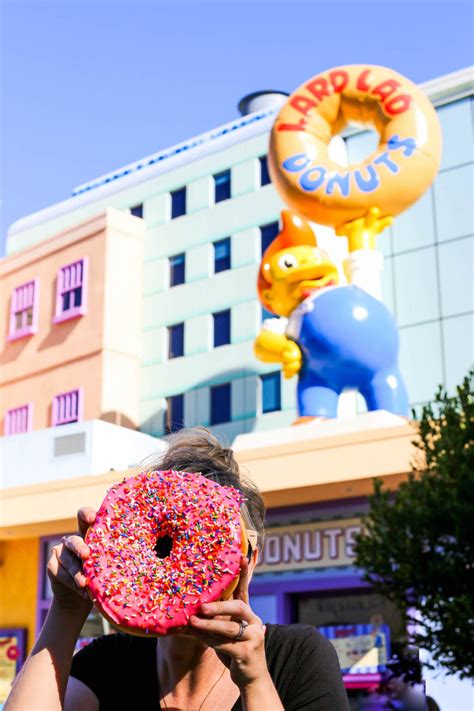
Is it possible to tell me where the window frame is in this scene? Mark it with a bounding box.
[8,278,40,341]
[168,322,185,359]
[210,382,231,425]
[213,237,231,274]
[53,257,89,324]
[169,253,186,287]
[213,309,231,348]
[260,371,282,414]
[171,187,187,219]
[165,394,184,434]
[213,169,231,203]
[4,403,33,436]
[52,388,84,427]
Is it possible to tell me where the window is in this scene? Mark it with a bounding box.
[8,279,39,340]
[261,305,275,322]
[260,222,279,256]
[54,258,88,323]
[130,204,143,218]
[214,170,231,203]
[52,388,83,426]
[171,187,186,218]
[261,372,281,413]
[213,309,231,347]
[4,403,32,435]
[213,238,231,273]
[168,323,184,359]
[169,253,185,287]
[259,155,271,186]
[165,394,184,434]
[211,383,231,425]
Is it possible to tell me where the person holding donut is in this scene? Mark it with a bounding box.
[6,429,349,711]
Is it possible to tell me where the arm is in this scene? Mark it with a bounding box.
[5,509,99,711]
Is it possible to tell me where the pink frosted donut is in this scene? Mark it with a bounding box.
[83,469,247,636]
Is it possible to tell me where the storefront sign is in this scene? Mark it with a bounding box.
[0,628,26,705]
[319,623,390,674]
[257,518,362,573]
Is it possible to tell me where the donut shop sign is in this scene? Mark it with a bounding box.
[257,518,362,573]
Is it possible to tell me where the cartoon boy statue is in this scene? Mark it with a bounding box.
[254,209,408,421]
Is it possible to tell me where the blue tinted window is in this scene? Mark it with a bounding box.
[260,222,279,256]
[169,253,185,287]
[214,238,231,273]
[214,170,231,203]
[165,394,184,434]
[171,187,186,218]
[261,305,275,322]
[168,323,184,359]
[261,372,281,413]
[211,383,231,424]
[213,309,231,347]
[260,155,271,186]
[130,203,143,218]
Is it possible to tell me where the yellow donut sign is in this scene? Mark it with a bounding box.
[269,64,442,228]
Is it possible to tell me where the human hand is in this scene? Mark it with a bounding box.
[188,557,268,689]
[46,507,96,614]
[282,340,302,378]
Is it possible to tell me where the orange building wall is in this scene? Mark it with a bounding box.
[0,538,39,653]
[0,210,145,432]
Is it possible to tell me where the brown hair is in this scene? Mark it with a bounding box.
[142,427,265,549]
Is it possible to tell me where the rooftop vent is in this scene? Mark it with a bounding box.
[238,91,289,116]
[53,432,86,457]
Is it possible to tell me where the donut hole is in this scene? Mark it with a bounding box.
[154,535,174,559]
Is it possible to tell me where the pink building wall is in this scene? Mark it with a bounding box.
[0,209,145,433]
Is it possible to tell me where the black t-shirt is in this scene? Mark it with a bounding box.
[70,624,349,710]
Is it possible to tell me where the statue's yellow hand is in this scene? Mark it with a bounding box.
[336,207,393,252]
[281,340,302,379]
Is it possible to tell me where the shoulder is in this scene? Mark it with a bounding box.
[265,623,337,657]
[264,625,349,710]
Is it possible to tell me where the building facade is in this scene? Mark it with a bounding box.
[6,68,473,442]
[1,67,473,707]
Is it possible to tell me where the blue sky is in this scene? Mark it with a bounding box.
[2,0,473,254]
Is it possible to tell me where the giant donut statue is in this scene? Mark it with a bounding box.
[269,64,442,233]
[83,469,249,636]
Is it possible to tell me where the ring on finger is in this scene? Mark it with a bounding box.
[234,619,249,640]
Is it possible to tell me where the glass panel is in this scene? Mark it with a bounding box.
[15,312,23,330]
[171,188,186,219]
[168,323,184,359]
[62,291,71,312]
[214,238,231,273]
[26,308,33,326]
[73,287,82,308]
[435,164,474,242]
[261,372,281,413]
[399,321,443,405]
[438,98,473,171]
[393,247,439,327]
[165,394,184,434]
[259,156,271,186]
[130,203,143,218]
[260,222,279,256]
[213,310,231,347]
[214,170,231,203]
[211,383,231,425]
[169,253,185,287]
